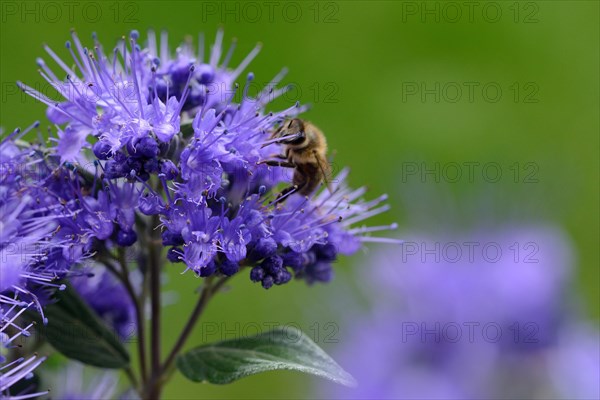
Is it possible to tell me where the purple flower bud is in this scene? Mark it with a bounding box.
[143,158,160,173]
[282,251,305,271]
[160,160,179,180]
[315,243,337,262]
[261,255,283,274]
[139,193,164,215]
[305,251,317,266]
[261,275,274,289]
[250,266,265,282]
[92,140,112,160]
[304,262,333,284]
[199,260,217,277]
[137,136,160,158]
[162,231,184,246]
[274,268,292,285]
[154,78,169,99]
[196,64,214,84]
[104,159,126,179]
[125,157,143,175]
[251,237,278,260]
[116,229,137,247]
[169,62,194,86]
[220,259,240,276]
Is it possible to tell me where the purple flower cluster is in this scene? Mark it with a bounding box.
[0,124,122,398]
[0,124,100,323]
[321,225,600,399]
[16,29,397,290]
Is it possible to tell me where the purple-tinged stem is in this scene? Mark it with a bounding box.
[148,214,162,397]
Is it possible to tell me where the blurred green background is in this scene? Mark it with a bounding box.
[1,1,598,398]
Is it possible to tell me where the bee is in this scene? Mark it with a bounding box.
[259,118,332,202]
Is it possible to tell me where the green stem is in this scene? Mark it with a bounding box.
[143,276,230,398]
[100,251,148,391]
[117,248,148,386]
[161,276,230,375]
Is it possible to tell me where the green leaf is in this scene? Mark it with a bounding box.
[176,327,356,387]
[27,283,130,369]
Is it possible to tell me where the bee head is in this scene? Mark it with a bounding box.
[277,118,307,147]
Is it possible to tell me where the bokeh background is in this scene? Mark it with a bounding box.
[1,1,598,398]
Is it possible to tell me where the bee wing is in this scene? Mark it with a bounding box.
[313,150,333,194]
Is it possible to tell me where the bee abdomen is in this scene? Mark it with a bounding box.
[294,163,322,195]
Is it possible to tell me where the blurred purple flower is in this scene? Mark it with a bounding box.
[322,225,599,399]
[44,363,119,400]
[71,264,135,340]
[547,322,600,398]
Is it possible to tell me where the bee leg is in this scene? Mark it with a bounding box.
[274,185,299,203]
[257,160,296,168]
